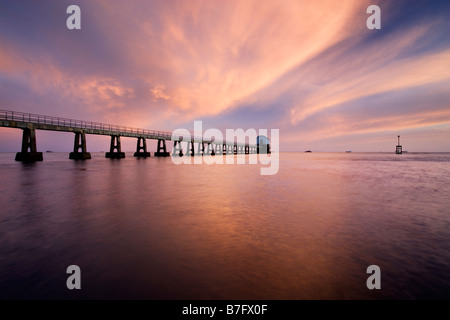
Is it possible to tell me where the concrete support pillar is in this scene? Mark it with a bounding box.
[215,144,221,155]
[106,135,125,159]
[206,143,215,156]
[172,140,183,157]
[69,131,91,160]
[134,137,151,157]
[154,139,170,157]
[196,142,205,156]
[188,141,195,157]
[15,125,43,162]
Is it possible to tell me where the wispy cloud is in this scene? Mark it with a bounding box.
[0,0,448,151]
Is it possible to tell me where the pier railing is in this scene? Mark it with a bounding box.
[0,109,174,139]
[0,109,255,146]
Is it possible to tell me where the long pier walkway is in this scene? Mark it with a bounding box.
[0,109,267,162]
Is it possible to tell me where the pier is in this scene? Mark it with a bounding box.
[0,109,266,162]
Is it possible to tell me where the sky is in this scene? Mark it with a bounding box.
[0,0,449,152]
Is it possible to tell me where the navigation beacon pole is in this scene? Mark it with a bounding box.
[396,135,402,154]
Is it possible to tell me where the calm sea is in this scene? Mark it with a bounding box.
[0,152,449,299]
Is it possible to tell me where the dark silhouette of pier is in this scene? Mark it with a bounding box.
[0,109,269,162]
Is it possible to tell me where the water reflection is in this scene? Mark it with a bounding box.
[0,152,449,299]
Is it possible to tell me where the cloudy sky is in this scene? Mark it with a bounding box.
[0,0,449,152]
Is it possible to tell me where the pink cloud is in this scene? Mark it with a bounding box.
[0,1,449,151]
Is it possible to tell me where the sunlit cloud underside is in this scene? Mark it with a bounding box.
[0,0,449,151]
